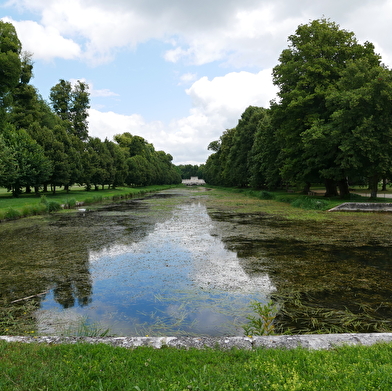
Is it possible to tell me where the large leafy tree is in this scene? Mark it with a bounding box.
[50,79,90,141]
[272,18,381,197]
[0,124,52,196]
[319,59,392,198]
[0,20,22,122]
[224,106,267,187]
[249,107,283,189]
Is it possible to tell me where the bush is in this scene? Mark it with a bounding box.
[258,191,275,200]
[4,208,21,220]
[46,201,62,213]
[274,195,294,203]
[40,195,48,205]
[63,198,77,209]
[291,197,329,210]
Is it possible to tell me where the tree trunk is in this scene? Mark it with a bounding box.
[302,182,311,194]
[324,179,338,197]
[25,186,31,194]
[369,175,379,199]
[337,178,350,199]
[382,178,387,191]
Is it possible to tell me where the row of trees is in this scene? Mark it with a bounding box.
[0,21,181,196]
[204,19,392,198]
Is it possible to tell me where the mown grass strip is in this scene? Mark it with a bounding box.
[1,341,392,390]
[0,185,179,221]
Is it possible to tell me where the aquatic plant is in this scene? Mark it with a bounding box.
[272,290,392,334]
[58,318,111,337]
[242,300,278,336]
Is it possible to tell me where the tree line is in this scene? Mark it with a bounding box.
[204,19,392,198]
[0,21,181,197]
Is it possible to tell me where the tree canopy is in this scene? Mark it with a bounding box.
[205,18,392,198]
[0,21,181,196]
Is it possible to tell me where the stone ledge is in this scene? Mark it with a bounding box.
[329,202,392,212]
[2,333,392,350]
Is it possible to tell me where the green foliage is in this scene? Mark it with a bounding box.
[291,197,329,210]
[258,190,275,200]
[273,290,392,334]
[46,201,61,213]
[40,194,48,205]
[63,197,76,208]
[0,300,37,335]
[206,18,392,197]
[4,207,21,220]
[243,300,278,336]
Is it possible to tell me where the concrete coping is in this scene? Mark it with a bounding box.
[329,202,392,212]
[2,333,392,350]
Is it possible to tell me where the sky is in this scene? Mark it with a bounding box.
[2,0,392,165]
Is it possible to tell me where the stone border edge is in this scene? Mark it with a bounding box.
[2,333,392,350]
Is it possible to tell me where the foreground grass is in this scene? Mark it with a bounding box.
[0,185,179,221]
[1,341,392,390]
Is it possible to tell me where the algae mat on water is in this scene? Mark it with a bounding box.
[202,188,392,333]
[2,186,392,335]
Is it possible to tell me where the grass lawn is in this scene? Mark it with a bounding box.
[0,185,179,221]
[1,341,392,390]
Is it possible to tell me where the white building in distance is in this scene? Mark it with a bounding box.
[182,176,206,186]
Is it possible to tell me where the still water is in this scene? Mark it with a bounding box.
[1,189,274,336]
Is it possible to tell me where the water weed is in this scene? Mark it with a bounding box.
[243,301,278,336]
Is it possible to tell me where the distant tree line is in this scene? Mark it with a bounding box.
[204,19,392,198]
[176,164,205,179]
[0,21,181,197]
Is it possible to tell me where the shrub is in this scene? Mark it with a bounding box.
[4,208,21,220]
[40,195,48,205]
[46,201,62,213]
[291,197,329,210]
[275,195,294,203]
[63,198,77,209]
[259,191,275,200]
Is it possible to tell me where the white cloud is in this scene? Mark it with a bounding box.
[186,70,277,120]
[69,78,119,98]
[88,70,278,164]
[178,73,198,85]
[1,17,81,61]
[5,0,392,68]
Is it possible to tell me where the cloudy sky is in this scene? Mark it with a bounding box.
[2,0,392,164]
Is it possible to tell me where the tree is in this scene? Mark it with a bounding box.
[225,106,267,187]
[50,79,90,141]
[249,107,283,189]
[71,81,90,141]
[0,124,52,196]
[104,138,127,188]
[0,21,22,123]
[272,18,381,197]
[319,59,392,198]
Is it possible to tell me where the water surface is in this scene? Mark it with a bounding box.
[1,189,274,336]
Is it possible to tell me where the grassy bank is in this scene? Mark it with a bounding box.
[0,185,179,221]
[1,341,392,390]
